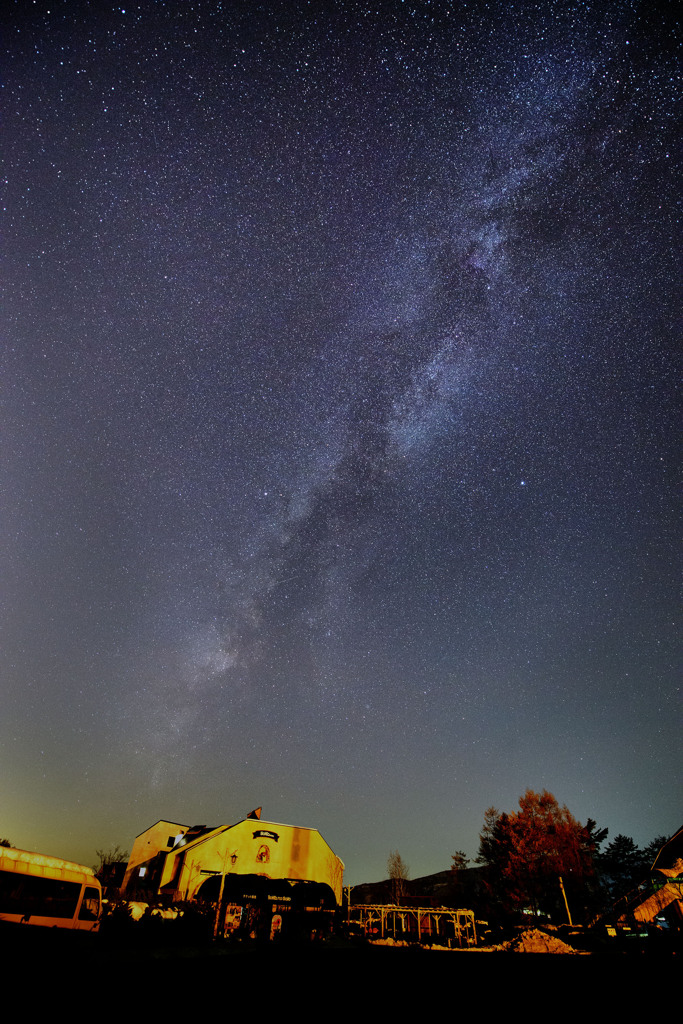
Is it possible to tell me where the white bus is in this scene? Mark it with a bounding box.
[0,846,102,931]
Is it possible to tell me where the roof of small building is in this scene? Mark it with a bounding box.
[133,819,189,839]
[652,825,683,875]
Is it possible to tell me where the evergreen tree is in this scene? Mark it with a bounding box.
[598,834,647,898]
[451,850,469,874]
[642,835,670,868]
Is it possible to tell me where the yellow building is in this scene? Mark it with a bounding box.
[120,819,191,897]
[122,811,344,919]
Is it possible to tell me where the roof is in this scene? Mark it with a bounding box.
[133,819,189,839]
[170,818,341,860]
[0,846,97,881]
[651,826,683,875]
[172,824,217,848]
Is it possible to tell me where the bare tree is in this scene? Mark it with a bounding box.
[94,844,129,875]
[388,850,409,905]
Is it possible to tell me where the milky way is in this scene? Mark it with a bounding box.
[3,1,679,880]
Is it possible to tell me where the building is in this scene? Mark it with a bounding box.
[629,825,683,928]
[120,819,191,898]
[121,809,344,940]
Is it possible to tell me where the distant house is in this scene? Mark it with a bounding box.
[120,810,344,938]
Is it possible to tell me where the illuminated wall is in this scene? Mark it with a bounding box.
[159,819,344,904]
[121,819,189,896]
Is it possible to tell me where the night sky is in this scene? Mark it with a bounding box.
[3,1,680,884]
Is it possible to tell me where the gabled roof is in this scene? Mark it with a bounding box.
[133,819,188,840]
[652,825,683,875]
[169,817,336,855]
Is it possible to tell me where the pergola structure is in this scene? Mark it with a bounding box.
[350,904,477,947]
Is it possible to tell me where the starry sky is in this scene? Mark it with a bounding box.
[2,1,680,884]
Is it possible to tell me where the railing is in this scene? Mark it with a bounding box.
[349,904,477,947]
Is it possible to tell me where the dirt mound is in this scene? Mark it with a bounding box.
[501,928,577,954]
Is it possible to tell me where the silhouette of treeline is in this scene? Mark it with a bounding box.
[354,790,673,926]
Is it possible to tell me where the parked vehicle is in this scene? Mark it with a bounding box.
[0,846,101,931]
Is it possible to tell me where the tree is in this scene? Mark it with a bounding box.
[387,850,409,905]
[582,818,609,856]
[641,834,671,868]
[477,807,509,866]
[592,832,672,905]
[94,844,129,888]
[597,834,647,899]
[579,818,610,913]
[478,790,595,919]
[450,850,470,904]
[451,850,469,875]
[94,844,128,872]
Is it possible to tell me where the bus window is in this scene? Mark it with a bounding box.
[0,871,81,920]
[78,887,101,922]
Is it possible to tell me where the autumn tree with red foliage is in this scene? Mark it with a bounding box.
[478,790,596,920]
